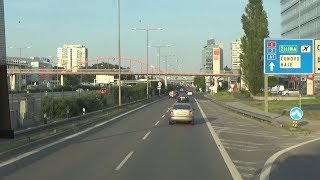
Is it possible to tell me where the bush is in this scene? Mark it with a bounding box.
[38,84,149,121]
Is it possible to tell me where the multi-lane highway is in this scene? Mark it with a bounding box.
[0,93,319,180]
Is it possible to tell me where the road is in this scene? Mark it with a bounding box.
[0,94,233,180]
[1,93,318,180]
[269,139,320,180]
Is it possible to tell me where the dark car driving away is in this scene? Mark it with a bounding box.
[177,93,189,103]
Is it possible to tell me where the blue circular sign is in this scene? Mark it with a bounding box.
[290,107,303,121]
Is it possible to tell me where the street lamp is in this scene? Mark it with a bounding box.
[117,0,122,106]
[9,46,31,91]
[148,44,172,79]
[162,54,175,89]
[131,27,164,98]
[49,55,59,86]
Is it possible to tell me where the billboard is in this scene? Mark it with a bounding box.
[96,75,114,84]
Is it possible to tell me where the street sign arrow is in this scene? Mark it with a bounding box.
[269,62,275,72]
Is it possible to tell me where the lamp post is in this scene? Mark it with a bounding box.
[9,46,31,91]
[49,55,59,86]
[148,44,172,80]
[131,27,164,98]
[162,54,175,89]
[117,0,122,106]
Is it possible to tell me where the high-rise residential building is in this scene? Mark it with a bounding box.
[57,44,88,72]
[231,39,242,70]
[201,39,223,73]
[201,39,224,91]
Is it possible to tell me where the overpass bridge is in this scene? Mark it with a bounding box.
[6,56,240,90]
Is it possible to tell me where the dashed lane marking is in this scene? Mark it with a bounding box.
[115,151,134,171]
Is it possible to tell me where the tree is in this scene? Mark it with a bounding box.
[193,76,205,92]
[223,66,231,71]
[240,0,269,95]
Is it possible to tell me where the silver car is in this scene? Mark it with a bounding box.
[169,103,195,125]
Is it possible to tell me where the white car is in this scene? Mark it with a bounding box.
[187,91,193,96]
[282,89,300,96]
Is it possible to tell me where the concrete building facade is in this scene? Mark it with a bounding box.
[57,44,88,72]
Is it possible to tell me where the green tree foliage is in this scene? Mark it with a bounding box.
[240,0,269,95]
[268,76,278,87]
[193,76,205,92]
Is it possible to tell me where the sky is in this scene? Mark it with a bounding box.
[4,0,281,73]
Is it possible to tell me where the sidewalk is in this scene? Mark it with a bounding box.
[209,97,320,133]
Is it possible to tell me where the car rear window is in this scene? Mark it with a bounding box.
[173,104,191,110]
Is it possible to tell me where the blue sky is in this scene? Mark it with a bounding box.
[4,0,281,72]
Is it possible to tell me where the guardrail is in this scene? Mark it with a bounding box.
[14,95,162,139]
[209,98,273,122]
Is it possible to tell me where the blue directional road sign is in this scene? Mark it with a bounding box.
[264,39,314,75]
[290,107,303,121]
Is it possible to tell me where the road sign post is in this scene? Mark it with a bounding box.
[264,39,314,75]
[264,39,314,114]
[158,81,162,96]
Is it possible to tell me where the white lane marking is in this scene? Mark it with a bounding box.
[155,121,160,126]
[0,150,39,167]
[221,139,267,146]
[161,114,166,118]
[260,136,320,180]
[195,98,243,180]
[212,126,273,134]
[222,142,259,149]
[218,131,279,139]
[223,146,275,152]
[233,160,262,165]
[115,151,134,171]
[0,100,158,168]
[242,173,255,179]
[235,165,256,172]
[142,131,151,140]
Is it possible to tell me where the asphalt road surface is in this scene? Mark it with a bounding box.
[269,139,320,180]
[1,93,319,180]
[0,94,233,180]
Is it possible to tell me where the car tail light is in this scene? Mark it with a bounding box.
[189,111,193,116]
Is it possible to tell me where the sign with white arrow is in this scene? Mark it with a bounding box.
[269,62,275,72]
[290,107,303,121]
[264,39,314,75]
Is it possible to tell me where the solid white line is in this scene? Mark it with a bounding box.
[260,136,320,180]
[115,151,134,171]
[0,100,158,168]
[0,150,39,167]
[155,121,160,126]
[195,98,243,180]
[142,131,151,140]
[221,139,267,146]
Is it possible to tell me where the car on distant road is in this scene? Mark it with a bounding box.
[100,88,109,95]
[282,89,300,96]
[187,91,193,96]
[76,88,84,93]
[177,93,189,103]
[169,103,195,125]
[169,91,177,98]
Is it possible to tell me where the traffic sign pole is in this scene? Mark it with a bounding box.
[264,74,268,113]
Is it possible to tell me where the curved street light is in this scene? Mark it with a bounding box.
[131,27,164,98]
